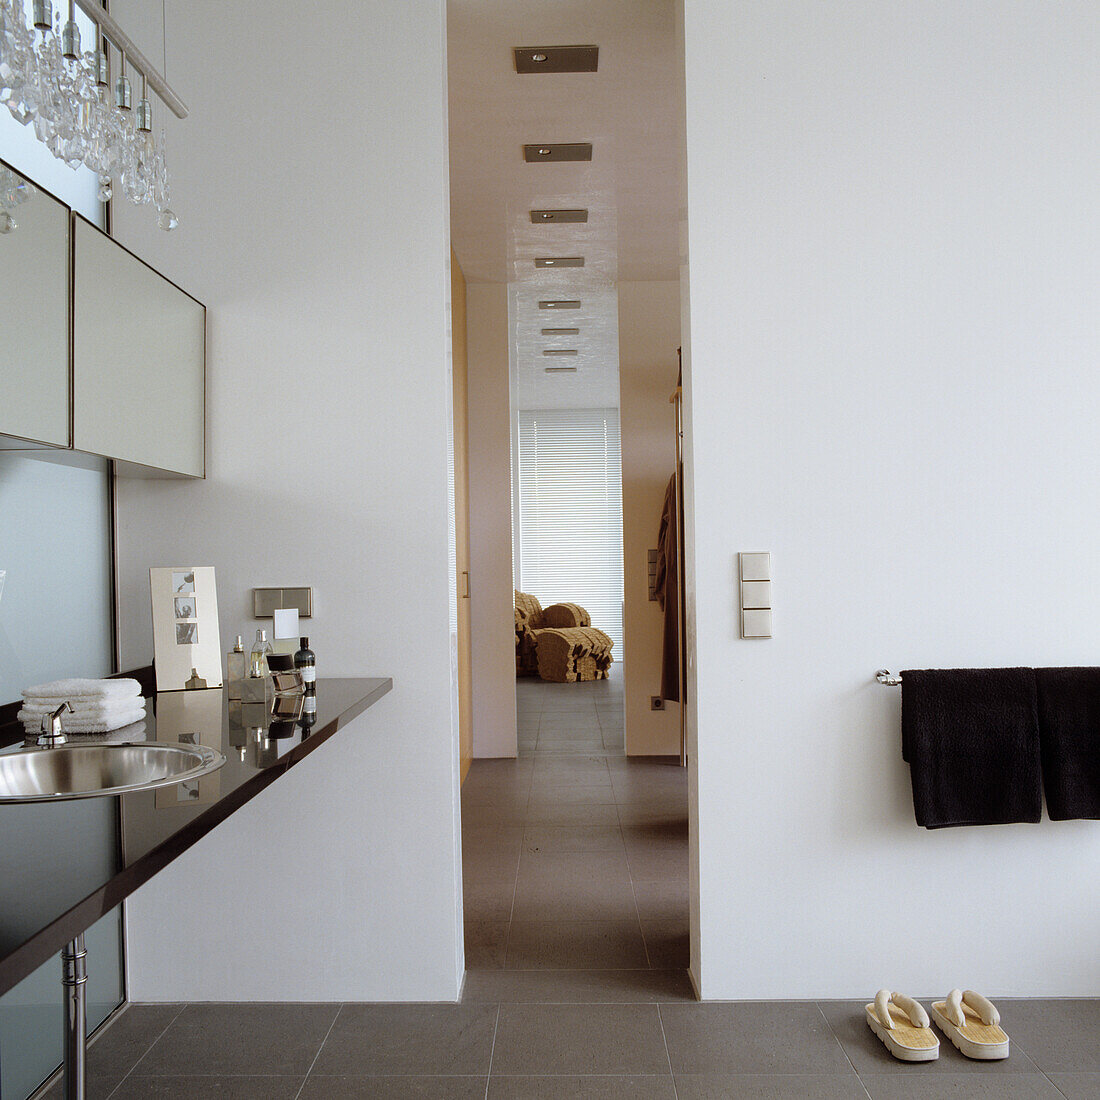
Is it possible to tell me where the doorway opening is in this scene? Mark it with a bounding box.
[447,0,689,984]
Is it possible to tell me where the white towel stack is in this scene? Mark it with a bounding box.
[19,678,146,734]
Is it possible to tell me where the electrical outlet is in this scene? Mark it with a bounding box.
[650,696,664,711]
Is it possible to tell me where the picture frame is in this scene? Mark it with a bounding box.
[150,566,224,691]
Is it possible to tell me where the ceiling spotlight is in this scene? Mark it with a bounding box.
[542,349,578,356]
[539,300,581,310]
[530,209,588,224]
[535,256,584,268]
[514,46,599,74]
[544,365,578,373]
[523,143,593,163]
[541,327,580,335]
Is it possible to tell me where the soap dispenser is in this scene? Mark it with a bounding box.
[227,635,245,699]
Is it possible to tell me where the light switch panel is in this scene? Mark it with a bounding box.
[253,587,313,618]
[740,552,771,582]
[742,608,773,638]
[741,580,771,609]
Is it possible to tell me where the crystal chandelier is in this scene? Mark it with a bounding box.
[0,0,179,229]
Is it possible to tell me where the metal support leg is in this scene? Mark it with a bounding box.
[60,934,87,1100]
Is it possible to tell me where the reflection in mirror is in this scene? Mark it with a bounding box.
[0,161,70,446]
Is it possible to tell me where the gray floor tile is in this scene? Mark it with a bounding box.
[631,878,689,922]
[995,999,1100,1072]
[133,1004,339,1076]
[461,967,697,1003]
[505,921,648,970]
[488,1076,676,1099]
[527,787,620,812]
[311,1003,497,1076]
[522,803,622,827]
[465,920,509,968]
[523,825,626,854]
[517,850,633,884]
[1046,1073,1100,1099]
[299,1076,487,1099]
[624,846,688,880]
[660,1002,851,1075]
[463,844,524,883]
[65,1004,185,1099]
[640,921,689,968]
[109,1077,304,1099]
[531,758,612,784]
[818,1000,1038,1075]
[859,1073,1064,1098]
[491,1004,669,1075]
[463,879,517,921]
[675,1074,871,1099]
[461,799,532,826]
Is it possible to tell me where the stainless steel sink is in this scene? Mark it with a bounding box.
[0,742,225,802]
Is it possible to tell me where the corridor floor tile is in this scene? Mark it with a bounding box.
[504,920,649,970]
[490,1004,670,1075]
[310,1003,497,1076]
[487,1075,676,1099]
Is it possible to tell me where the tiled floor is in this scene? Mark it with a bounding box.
[39,674,1100,1098]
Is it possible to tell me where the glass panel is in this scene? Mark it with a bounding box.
[0,452,114,705]
[0,907,123,1100]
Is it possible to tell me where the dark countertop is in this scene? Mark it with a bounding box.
[0,676,392,994]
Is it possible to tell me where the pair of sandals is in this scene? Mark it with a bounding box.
[865,989,1010,1062]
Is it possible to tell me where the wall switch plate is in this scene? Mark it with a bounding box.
[253,587,313,618]
[741,608,773,639]
[741,580,771,609]
[651,696,665,711]
[739,552,771,582]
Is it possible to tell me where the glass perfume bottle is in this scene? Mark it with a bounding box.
[250,628,272,678]
[227,635,245,699]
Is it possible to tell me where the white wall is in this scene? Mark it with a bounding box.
[112,0,463,1000]
[619,281,681,755]
[683,0,1100,998]
[465,283,518,758]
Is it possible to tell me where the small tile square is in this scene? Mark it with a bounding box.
[740,552,771,581]
[742,608,773,638]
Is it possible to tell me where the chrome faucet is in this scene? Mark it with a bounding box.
[27,701,73,748]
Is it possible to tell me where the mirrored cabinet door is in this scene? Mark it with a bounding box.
[0,165,70,447]
[72,217,205,477]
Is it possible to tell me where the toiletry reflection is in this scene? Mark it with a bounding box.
[184,667,208,690]
[227,636,245,699]
[299,690,318,736]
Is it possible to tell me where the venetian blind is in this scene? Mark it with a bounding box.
[517,407,624,656]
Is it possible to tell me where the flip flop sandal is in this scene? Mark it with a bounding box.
[865,989,940,1062]
[930,989,1010,1060]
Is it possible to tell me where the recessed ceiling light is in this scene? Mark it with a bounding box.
[541,327,580,335]
[514,46,599,74]
[523,143,593,163]
[535,256,584,268]
[542,349,578,356]
[544,365,579,373]
[538,300,581,309]
[530,209,588,224]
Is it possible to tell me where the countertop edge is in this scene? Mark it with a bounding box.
[0,677,393,994]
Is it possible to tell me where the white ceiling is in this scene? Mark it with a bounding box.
[447,0,681,409]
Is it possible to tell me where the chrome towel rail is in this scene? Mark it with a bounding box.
[876,669,902,687]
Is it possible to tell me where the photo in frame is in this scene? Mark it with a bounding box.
[150,566,224,691]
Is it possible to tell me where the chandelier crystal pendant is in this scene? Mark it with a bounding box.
[0,0,178,230]
[0,160,35,231]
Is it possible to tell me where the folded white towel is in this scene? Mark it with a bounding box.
[23,677,141,702]
[19,699,147,720]
[19,703,147,734]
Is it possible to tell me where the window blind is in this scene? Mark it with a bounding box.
[518,408,624,657]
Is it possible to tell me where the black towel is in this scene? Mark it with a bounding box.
[1035,667,1100,821]
[901,668,1042,828]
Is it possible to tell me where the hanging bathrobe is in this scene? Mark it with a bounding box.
[655,473,680,702]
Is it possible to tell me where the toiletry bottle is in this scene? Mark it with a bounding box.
[294,637,316,688]
[227,636,245,699]
[250,629,272,678]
